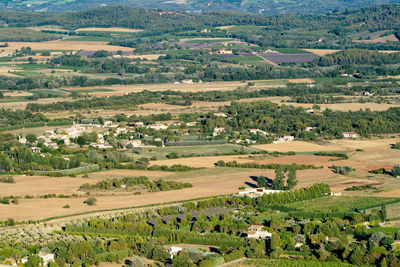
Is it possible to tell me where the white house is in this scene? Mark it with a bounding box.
[90,143,113,149]
[214,112,227,118]
[125,140,142,148]
[182,79,194,84]
[238,188,282,198]
[186,122,197,127]
[273,135,294,144]
[213,127,225,136]
[364,92,375,96]
[250,129,267,135]
[38,252,55,265]
[147,124,168,131]
[247,225,272,240]
[31,147,41,153]
[343,132,358,138]
[169,247,182,259]
[134,122,144,127]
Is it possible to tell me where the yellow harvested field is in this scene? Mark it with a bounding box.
[379,50,400,54]
[303,49,340,56]
[329,138,400,151]
[251,141,347,152]
[1,137,399,220]
[287,78,315,83]
[215,25,236,30]
[75,27,143,33]
[62,81,249,96]
[0,167,340,221]
[0,65,20,77]
[269,99,400,111]
[61,78,305,96]
[298,169,380,192]
[150,154,340,168]
[253,138,400,154]
[86,169,170,180]
[2,91,33,97]
[0,168,260,220]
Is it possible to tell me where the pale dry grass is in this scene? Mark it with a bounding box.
[4,126,63,135]
[119,54,165,60]
[2,91,33,97]
[75,27,143,33]
[0,166,345,220]
[354,34,399,43]
[0,40,132,57]
[215,25,236,30]
[269,99,400,111]
[62,79,302,97]
[0,168,264,220]
[303,49,340,56]
[1,137,398,220]
[0,96,75,110]
[150,154,340,168]
[28,26,69,31]
[379,51,400,54]
[287,78,315,83]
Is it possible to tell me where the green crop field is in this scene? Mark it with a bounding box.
[283,196,400,212]
[62,36,113,42]
[131,144,261,160]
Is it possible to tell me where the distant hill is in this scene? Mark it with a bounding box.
[1,0,400,14]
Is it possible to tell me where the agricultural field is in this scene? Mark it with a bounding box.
[0,4,400,267]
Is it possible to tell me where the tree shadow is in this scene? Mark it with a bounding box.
[245,181,257,188]
[249,175,274,188]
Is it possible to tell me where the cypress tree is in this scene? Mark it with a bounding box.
[287,167,297,190]
[274,167,285,190]
[257,176,267,188]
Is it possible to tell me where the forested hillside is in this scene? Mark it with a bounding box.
[1,4,400,32]
[1,0,400,14]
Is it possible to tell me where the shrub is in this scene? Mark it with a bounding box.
[0,176,15,183]
[84,198,97,206]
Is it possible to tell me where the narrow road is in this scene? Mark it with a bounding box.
[254,52,279,67]
[217,257,247,267]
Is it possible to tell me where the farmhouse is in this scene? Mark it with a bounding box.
[169,247,182,258]
[273,135,294,144]
[343,132,358,138]
[147,123,168,130]
[238,188,282,198]
[213,127,226,136]
[250,129,267,135]
[31,147,41,153]
[182,79,194,84]
[214,112,227,117]
[247,225,272,240]
[38,252,55,265]
[125,140,142,148]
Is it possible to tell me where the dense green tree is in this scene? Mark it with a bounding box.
[274,167,285,190]
[257,176,267,188]
[286,166,297,189]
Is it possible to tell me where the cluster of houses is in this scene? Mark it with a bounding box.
[11,252,54,266]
